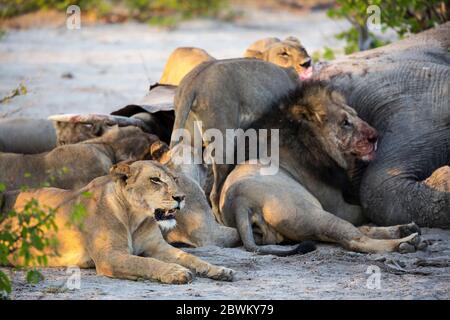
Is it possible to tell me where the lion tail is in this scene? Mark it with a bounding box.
[235,206,316,257]
[170,88,196,148]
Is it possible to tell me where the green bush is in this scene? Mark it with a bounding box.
[0,182,58,298]
[0,0,228,24]
[0,176,89,299]
[328,0,449,53]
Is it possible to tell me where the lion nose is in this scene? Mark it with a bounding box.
[367,129,378,144]
[300,59,311,68]
[172,195,185,203]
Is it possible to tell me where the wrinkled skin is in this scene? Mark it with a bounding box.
[171,58,300,217]
[219,84,425,255]
[1,161,234,284]
[0,126,159,191]
[317,23,450,228]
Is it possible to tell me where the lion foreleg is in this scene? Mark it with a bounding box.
[144,241,234,281]
[93,250,194,284]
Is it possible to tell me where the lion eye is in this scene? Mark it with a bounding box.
[150,177,162,184]
[341,119,353,129]
[280,52,289,57]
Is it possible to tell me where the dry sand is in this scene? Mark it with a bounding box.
[6,228,450,300]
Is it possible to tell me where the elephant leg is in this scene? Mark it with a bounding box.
[361,158,450,229]
[358,222,421,239]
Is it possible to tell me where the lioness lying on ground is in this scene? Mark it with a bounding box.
[1,161,234,284]
[0,126,158,191]
[158,36,312,86]
[219,83,426,255]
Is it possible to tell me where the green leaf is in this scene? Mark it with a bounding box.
[0,270,12,295]
[81,191,93,198]
[323,47,336,61]
[26,269,44,284]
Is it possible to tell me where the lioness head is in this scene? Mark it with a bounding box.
[111,160,185,230]
[287,82,378,169]
[245,36,312,80]
[54,122,104,146]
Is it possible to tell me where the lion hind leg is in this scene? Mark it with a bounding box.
[232,198,309,256]
[346,233,424,254]
[274,204,425,254]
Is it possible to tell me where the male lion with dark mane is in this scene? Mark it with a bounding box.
[219,82,426,255]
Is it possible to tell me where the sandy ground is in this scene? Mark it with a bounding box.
[1,8,448,300]
[6,228,450,300]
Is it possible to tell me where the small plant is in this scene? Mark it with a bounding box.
[0,83,27,104]
[0,182,58,298]
[327,0,449,53]
[0,0,229,27]
[0,174,89,299]
[312,46,337,62]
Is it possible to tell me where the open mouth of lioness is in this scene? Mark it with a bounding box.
[154,208,178,221]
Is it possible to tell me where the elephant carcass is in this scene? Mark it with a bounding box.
[111,83,176,144]
[0,114,148,154]
[316,22,450,228]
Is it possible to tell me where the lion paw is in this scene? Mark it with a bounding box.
[206,266,235,282]
[160,264,193,284]
[399,222,421,238]
[398,233,425,254]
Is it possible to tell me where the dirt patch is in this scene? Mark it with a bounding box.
[6,228,450,300]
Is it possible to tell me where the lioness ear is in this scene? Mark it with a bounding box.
[244,49,263,59]
[110,161,132,182]
[285,36,301,45]
[289,104,325,124]
[150,140,170,164]
[92,122,105,136]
